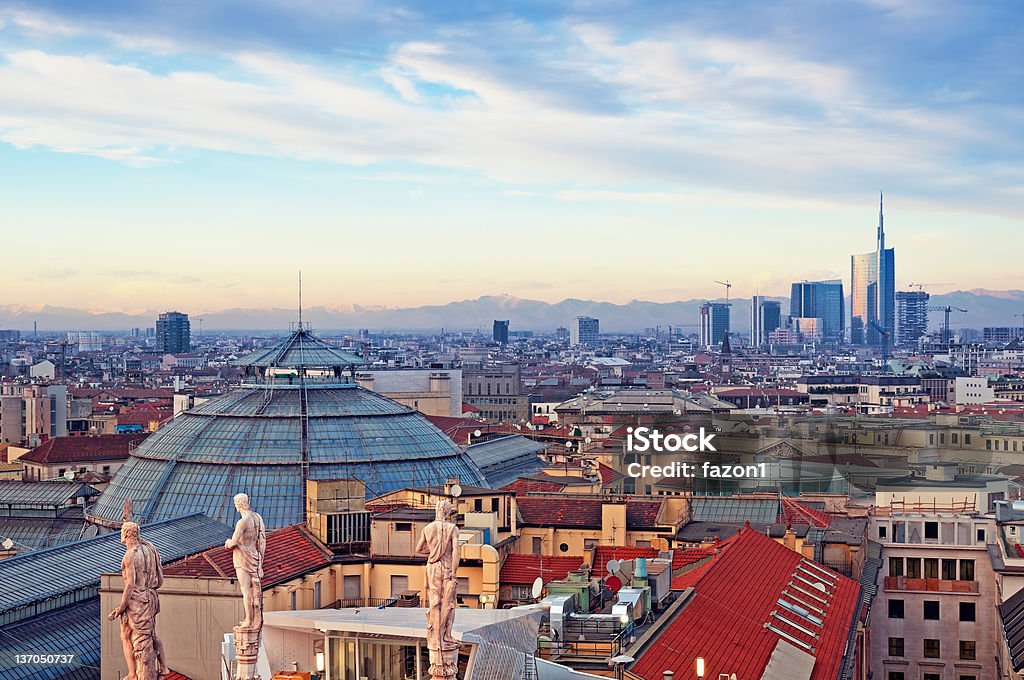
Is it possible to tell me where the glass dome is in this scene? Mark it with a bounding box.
[89,330,486,530]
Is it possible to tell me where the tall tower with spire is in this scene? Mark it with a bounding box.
[851,193,896,346]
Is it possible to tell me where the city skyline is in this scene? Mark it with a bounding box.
[1,1,1022,311]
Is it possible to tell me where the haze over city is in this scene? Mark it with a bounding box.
[1,0,1022,312]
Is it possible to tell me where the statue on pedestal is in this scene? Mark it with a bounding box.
[416,500,461,679]
[225,493,266,680]
[107,503,167,680]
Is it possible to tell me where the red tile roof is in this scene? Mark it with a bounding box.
[501,479,567,494]
[516,497,664,530]
[164,524,331,586]
[500,553,585,585]
[779,498,833,529]
[20,434,149,464]
[164,672,191,680]
[633,529,861,680]
[593,546,659,575]
[597,462,624,485]
[671,546,717,569]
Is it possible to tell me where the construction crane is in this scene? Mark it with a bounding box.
[929,306,967,346]
[908,282,951,291]
[714,280,733,305]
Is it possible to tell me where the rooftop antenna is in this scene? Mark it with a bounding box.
[298,270,303,328]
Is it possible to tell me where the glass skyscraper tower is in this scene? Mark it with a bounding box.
[851,194,895,347]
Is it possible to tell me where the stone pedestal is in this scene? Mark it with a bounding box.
[428,648,459,680]
[233,625,262,680]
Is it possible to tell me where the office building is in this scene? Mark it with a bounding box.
[699,302,730,349]
[750,297,781,348]
[156,311,191,354]
[492,320,509,344]
[790,280,845,343]
[851,193,896,346]
[570,316,599,346]
[896,291,930,348]
[984,327,1024,344]
[462,362,529,423]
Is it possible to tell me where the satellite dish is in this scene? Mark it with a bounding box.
[585,436,592,444]
[606,575,623,593]
[531,577,544,599]
[473,429,482,438]
[450,484,463,498]
[606,559,621,574]
[2,538,14,550]
[63,470,75,481]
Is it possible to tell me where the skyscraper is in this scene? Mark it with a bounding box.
[570,316,599,346]
[156,311,191,353]
[699,303,730,349]
[750,296,781,348]
[851,193,895,347]
[895,291,930,348]
[492,320,509,344]
[789,280,845,343]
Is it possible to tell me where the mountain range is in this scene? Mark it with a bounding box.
[1,290,1022,334]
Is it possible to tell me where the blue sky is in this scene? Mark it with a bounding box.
[0,0,1021,312]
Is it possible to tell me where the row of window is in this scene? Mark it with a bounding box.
[988,439,1024,452]
[888,599,975,621]
[888,557,976,581]
[887,637,975,660]
[888,673,975,680]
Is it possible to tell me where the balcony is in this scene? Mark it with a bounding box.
[883,576,979,593]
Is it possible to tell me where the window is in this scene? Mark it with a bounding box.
[583,539,598,551]
[457,577,470,595]
[636,540,652,548]
[960,559,975,581]
[343,575,361,602]
[888,557,903,576]
[491,498,499,512]
[559,543,570,553]
[923,600,940,620]
[888,637,904,657]
[923,639,940,658]
[965,434,972,444]
[960,675,977,680]
[977,528,986,543]
[395,522,412,532]
[314,581,322,609]
[906,558,922,578]
[474,499,483,512]
[925,522,939,539]
[888,599,904,618]
[960,640,976,660]
[390,575,409,596]
[888,673,905,680]
[923,675,939,680]
[942,559,958,580]
[879,525,888,539]
[924,558,939,579]
[960,601,976,622]
[290,590,297,610]
[532,537,542,555]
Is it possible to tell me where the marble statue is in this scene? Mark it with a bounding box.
[107,520,167,680]
[225,493,267,680]
[416,500,461,679]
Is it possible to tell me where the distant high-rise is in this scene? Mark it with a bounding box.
[699,302,730,349]
[851,193,895,346]
[895,291,930,348]
[750,297,781,348]
[789,280,845,343]
[570,316,599,346]
[156,311,191,353]
[492,320,509,344]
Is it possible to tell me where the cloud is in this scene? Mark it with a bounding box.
[36,267,78,280]
[0,3,1020,216]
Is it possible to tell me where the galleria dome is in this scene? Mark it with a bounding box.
[88,328,487,530]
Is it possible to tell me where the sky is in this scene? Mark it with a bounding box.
[0,0,1022,314]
